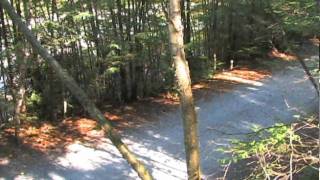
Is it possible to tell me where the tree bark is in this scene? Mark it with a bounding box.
[167,0,201,179]
[185,0,191,44]
[297,57,319,96]
[0,1,153,179]
[13,42,27,142]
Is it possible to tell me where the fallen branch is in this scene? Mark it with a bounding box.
[297,56,319,96]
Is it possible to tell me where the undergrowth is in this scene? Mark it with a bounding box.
[219,115,319,180]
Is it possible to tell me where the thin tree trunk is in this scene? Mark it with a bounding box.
[185,0,191,44]
[0,1,153,179]
[125,62,132,101]
[88,1,100,57]
[10,0,24,142]
[297,57,319,96]
[213,0,218,55]
[167,0,201,179]
[116,0,124,41]
[13,42,27,142]
[317,0,320,66]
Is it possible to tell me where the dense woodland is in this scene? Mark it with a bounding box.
[0,0,319,179]
[0,0,318,123]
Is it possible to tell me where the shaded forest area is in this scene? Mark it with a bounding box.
[0,0,319,179]
[0,0,318,123]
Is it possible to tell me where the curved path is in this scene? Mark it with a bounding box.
[1,54,319,180]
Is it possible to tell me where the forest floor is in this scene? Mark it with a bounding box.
[0,42,319,180]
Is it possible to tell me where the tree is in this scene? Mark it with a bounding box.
[167,0,201,179]
[0,0,153,179]
[317,0,320,62]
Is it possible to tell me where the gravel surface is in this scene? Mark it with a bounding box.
[1,53,318,180]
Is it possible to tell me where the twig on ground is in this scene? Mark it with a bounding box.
[222,161,231,180]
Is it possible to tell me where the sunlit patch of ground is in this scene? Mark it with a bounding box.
[190,79,242,103]
[104,112,124,121]
[192,83,210,90]
[213,68,271,86]
[1,118,104,154]
[310,37,319,46]
[0,157,9,165]
[104,108,151,129]
[0,100,179,156]
[268,48,298,61]
[151,92,180,105]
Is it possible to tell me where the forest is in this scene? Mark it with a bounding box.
[0,0,319,179]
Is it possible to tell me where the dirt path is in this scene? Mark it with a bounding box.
[0,50,319,180]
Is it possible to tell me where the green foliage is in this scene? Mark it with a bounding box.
[26,92,42,119]
[105,67,120,76]
[219,117,319,179]
[108,43,121,50]
[72,11,94,21]
[271,0,320,37]
[219,124,300,164]
[188,56,219,81]
[1,0,318,122]
[0,96,14,117]
[27,92,42,106]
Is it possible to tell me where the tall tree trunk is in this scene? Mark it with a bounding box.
[124,62,132,101]
[116,0,124,42]
[167,0,201,179]
[185,0,191,44]
[0,5,14,104]
[0,1,153,179]
[213,0,218,55]
[88,1,100,57]
[11,0,27,142]
[317,0,320,64]
[13,42,27,141]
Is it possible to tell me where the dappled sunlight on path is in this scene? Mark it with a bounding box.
[268,48,298,61]
[213,68,271,87]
